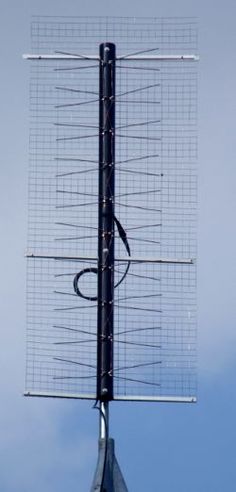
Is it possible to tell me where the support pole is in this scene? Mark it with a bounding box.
[97,42,116,402]
[91,438,128,492]
[100,401,109,440]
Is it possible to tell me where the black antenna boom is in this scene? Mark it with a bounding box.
[97,43,116,402]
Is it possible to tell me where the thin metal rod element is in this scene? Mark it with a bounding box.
[23,54,199,61]
[97,42,116,402]
[100,401,109,439]
[118,46,159,59]
[25,252,195,264]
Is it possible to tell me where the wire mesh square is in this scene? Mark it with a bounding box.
[26,16,198,401]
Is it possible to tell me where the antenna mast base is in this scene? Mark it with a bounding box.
[91,438,128,492]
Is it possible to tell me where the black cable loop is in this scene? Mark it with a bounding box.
[73,267,98,301]
[73,216,131,301]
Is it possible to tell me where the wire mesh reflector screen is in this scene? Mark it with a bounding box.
[26,17,198,400]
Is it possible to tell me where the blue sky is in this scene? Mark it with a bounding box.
[1,0,236,491]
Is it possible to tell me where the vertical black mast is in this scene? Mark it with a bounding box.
[97,43,116,403]
[92,44,128,491]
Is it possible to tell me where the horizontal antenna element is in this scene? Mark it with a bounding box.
[23,53,199,61]
[26,252,195,264]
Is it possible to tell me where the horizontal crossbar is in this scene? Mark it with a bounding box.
[24,391,196,403]
[26,252,195,264]
[23,54,199,61]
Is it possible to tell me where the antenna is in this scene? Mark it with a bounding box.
[24,16,198,490]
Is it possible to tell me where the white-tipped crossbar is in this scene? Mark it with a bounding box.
[23,53,199,61]
[26,252,194,264]
[24,391,196,403]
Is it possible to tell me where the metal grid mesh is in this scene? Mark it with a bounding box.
[26,17,198,401]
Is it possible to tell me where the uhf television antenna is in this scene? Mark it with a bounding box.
[24,16,198,490]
